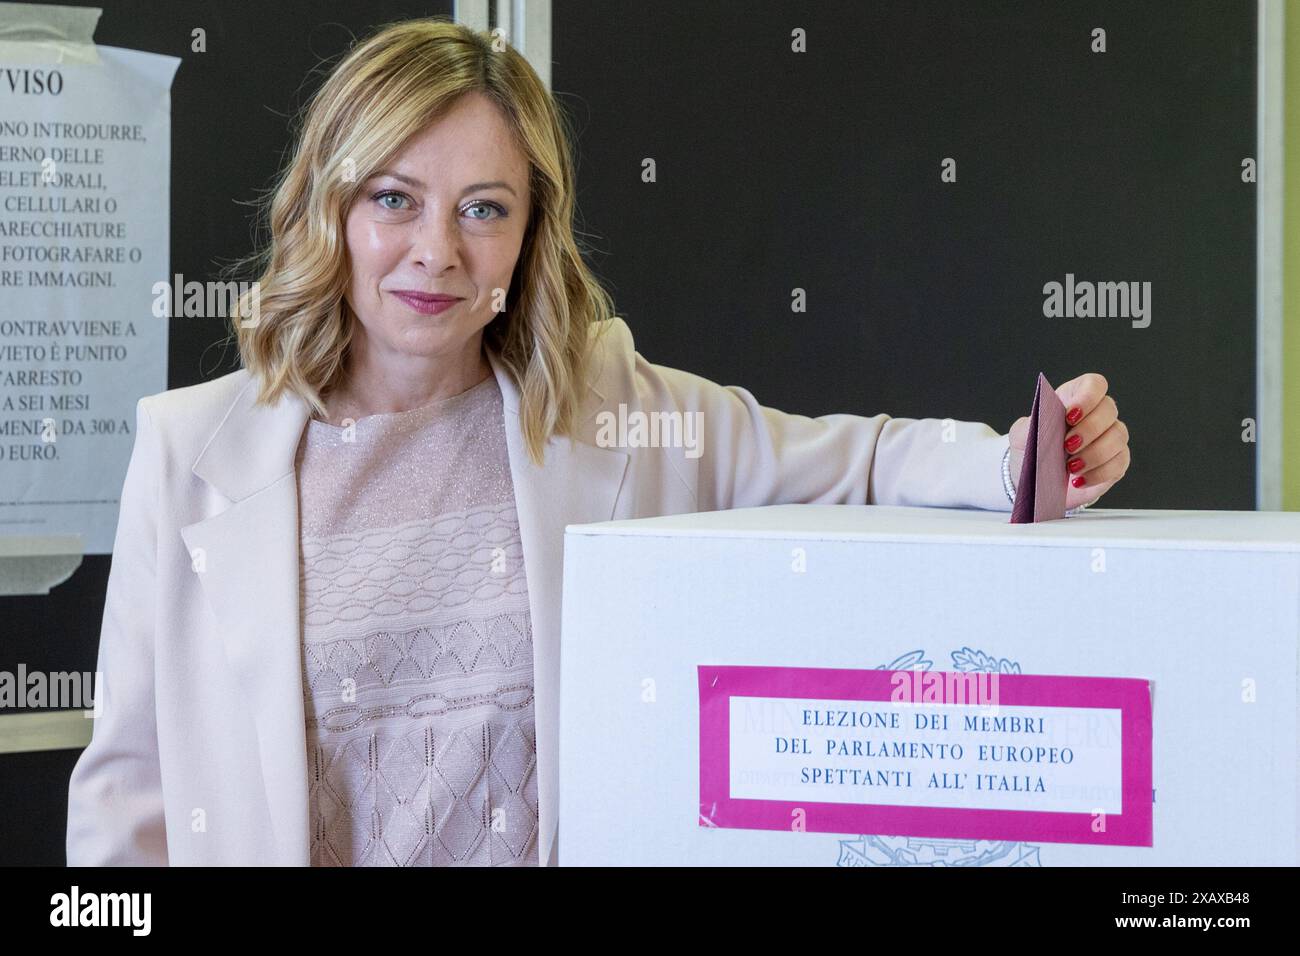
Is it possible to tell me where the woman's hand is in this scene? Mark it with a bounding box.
[1007,373,1130,510]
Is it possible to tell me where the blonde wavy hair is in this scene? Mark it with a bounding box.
[229,16,615,466]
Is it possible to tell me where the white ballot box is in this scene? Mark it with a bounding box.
[558,506,1300,866]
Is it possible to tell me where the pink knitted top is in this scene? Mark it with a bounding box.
[293,374,538,866]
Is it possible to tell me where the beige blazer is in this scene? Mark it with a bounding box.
[65,316,1012,866]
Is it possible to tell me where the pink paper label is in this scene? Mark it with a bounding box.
[698,665,1153,846]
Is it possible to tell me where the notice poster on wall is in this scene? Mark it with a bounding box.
[0,27,180,555]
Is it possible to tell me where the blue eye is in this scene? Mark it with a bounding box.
[368,191,506,220]
[463,201,506,221]
[373,190,411,210]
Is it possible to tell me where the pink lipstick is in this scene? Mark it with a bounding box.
[391,291,463,315]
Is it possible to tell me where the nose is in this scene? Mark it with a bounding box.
[408,206,462,273]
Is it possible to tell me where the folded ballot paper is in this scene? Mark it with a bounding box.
[1010,372,1069,523]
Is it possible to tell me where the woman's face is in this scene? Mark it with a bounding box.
[342,91,531,366]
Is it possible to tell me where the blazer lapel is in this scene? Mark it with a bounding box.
[486,348,629,866]
[180,374,312,866]
[180,344,629,867]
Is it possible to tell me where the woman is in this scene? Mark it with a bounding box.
[65,18,1129,867]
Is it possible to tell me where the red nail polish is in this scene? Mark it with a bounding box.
[1064,434,1082,453]
[1071,475,1086,488]
[1066,407,1083,426]
[1068,457,1085,473]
